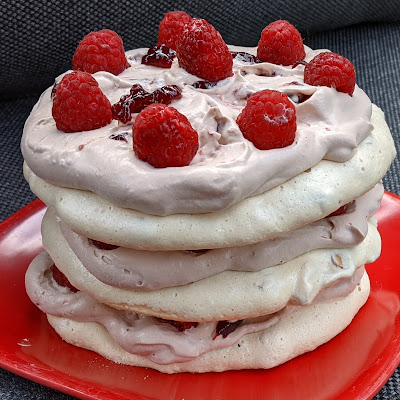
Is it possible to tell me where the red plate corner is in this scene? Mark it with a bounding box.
[0,193,400,400]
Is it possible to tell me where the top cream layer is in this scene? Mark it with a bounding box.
[21,46,372,216]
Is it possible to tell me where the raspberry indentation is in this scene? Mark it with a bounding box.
[157,11,192,51]
[237,89,297,150]
[72,29,129,75]
[112,84,182,124]
[50,264,79,292]
[52,71,112,133]
[141,44,176,68]
[132,104,198,168]
[304,52,356,95]
[257,20,305,66]
[176,18,233,82]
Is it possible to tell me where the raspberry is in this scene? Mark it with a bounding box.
[304,52,356,95]
[50,265,78,292]
[176,18,233,82]
[157,11,192,50]
[257,20,305,66]
[132,104,198,168]
[52,71,112,133]
[72,29,128,75]
[237,89,297,150]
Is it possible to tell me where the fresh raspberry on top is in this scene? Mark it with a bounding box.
[176,18,233,82]
[257,20,306,65]
[157,11,192,50]
[304,52,356,95]
[132,104,198,168]
[52,71,112,133]
[237,89,297,150]
[72,29,129,75]
[50,264,79,292]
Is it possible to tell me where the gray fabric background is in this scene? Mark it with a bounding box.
[1,0,399,398]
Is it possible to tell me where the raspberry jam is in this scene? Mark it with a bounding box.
[109,132,129,142]
[50,264,79,292]
[231,51,262,64]
[156,318,198,332]
[153,85,182,103]
[184,249,211,255]
[214,320,243,339]
[90,239,119,250]
[112,84,182,124]
[141,44,176,68]
[192,81,218,89]
[327,200,356,217]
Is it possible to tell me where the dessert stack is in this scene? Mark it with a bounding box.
[22,13,396,372]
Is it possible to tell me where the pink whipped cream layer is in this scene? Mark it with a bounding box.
[59,184,382,290]
[21,45,372,216]
[26,251,365,364]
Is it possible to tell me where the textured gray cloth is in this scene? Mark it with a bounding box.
[0,1,399,398]
[1,0,400,97]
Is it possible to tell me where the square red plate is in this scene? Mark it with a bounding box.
[1,193,400,400]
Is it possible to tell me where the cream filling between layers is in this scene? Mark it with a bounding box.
[26,251,365,365]
[39,207,381,321]
[59,184,383,290]
[21,45,373,216]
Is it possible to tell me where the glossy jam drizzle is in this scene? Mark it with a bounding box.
[112,84,182,123]
[141,44,176,68]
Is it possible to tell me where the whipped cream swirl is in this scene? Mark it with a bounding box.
[21,46,372,215]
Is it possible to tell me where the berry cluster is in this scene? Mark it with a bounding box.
[50,13,357,169]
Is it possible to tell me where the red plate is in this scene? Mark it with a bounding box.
[1,193,400,400]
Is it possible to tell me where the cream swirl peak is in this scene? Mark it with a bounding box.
[21,45,372,216]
